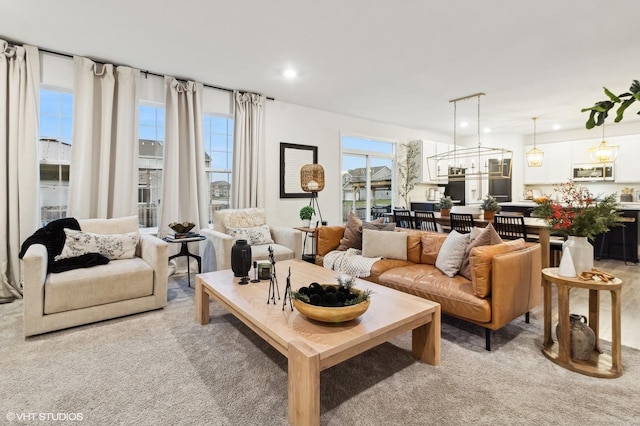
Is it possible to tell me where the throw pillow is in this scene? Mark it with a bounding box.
[213,208,266,233]
[361,228,408,260]
[420,233,448,265]
[435,230,470,278]
[337,211,363,251]
[459,223,503,280]
[55,228,140,261]
[226,224,275,245]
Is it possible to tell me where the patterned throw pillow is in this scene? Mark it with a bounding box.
[55,228,140,261]
[226,224,274,245]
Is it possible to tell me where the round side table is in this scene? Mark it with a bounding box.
[541,267,623,378]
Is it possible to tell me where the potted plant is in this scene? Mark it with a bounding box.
[439,196,453,216]
[480,194,501,220]
[299,205,315,227]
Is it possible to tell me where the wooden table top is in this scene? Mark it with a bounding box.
[542,267,623,290]
[196,259,440,368]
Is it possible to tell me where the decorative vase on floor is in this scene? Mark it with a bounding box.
[561,236,593,276]
[556,314,596,360]
[231,239,252,277]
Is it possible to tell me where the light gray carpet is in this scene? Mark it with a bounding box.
[1,275,638,426]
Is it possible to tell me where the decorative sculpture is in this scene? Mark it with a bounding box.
[267,246,280,304]
[282,267,293,311]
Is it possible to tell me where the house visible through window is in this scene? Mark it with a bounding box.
[138,103,165,228]
[341,136,395,222]
[39,88,73,226]
[203,114,233,223]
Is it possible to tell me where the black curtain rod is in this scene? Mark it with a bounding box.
[38,46,274,100]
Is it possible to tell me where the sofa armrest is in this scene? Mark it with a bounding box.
[200,228,235,272]
[270,225,303,259]
[139,234,169,305]
[315,226,345,256]
[22,244,48,336]
[490,244,542,329]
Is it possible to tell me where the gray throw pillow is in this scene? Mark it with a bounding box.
[435,230,470,278]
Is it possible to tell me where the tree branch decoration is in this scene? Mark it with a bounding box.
[397,141,420,208]
[581,79,640,129]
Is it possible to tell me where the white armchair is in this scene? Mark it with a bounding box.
[200,208,302,272]
[22,216,168,337]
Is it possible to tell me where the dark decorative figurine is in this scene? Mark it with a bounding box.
[282,267,293,311]
[267,246,280,304]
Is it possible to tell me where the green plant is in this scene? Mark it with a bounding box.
[397,141,420,208]
[581,80,640,129]
[480,194,501,212]
[531,180,620,240]
[439,196,453,209]
[299,205,315,220]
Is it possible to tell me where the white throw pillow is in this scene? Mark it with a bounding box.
[435,230,471,278]
[55,228,140,261]
[361,228,407,260]
[226,224,274,245]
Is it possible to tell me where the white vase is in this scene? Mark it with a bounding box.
[302,219,310,227]
[561,236,593,276]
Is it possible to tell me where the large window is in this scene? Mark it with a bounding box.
[203,114,233,223]
[138,103,165,228]
[341,136,395,222]
[39,88,73,226]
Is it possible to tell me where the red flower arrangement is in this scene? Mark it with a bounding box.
[532,180,620,240]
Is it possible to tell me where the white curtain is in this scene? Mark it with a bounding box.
[158,77,208,237]
[0,40,40,301]
[68,56,139,219]
[231,91,266,209]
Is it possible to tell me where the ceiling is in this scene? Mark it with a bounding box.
[2,0,639,137]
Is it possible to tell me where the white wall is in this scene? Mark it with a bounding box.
[264,101,447,227]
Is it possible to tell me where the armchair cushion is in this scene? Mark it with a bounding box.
[55,229,140,261]
[212,208,266,233]
[226,224,274,245]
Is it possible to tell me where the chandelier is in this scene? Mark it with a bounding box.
[589,124,619,163]
[526,117,544,167]
[427,93,512,183]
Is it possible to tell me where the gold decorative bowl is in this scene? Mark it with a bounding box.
[168,221,196,233]
[293,285,370,323]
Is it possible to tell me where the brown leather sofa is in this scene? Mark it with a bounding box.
[315,226,542,350]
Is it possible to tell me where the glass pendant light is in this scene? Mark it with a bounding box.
[526,117,544,167]
[589,124,619,163]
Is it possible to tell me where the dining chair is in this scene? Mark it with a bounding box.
[393,209,414,229]
[449,213,475,233]
[414,210,438,232]
[493,214,529,241]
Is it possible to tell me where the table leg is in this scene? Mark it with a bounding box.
[195,277,210,324]
[411,307,441,366]
[610,288,623,375]
[557,285,571,364]
[288,340,320,426]
[543,280,553,348]
[588,289,601,353]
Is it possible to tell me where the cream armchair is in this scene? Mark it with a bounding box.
[22,216,168,337]
[200,208,302,272]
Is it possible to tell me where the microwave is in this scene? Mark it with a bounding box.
[572,164,614,181]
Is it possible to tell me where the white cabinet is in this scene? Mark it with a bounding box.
[613,135,640,183]
[524,142,572,184]
[570,140,598,165]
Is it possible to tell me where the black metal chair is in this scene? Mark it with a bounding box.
[371,205,391,221]
[449,213,475,234]
[493,214,529,241]
[393,209,414,229]
[414,210,438,232]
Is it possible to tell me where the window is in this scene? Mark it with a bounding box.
[39,88,73,226]
[341,135,395,223]
[203,114,233,223]
[138,103,165,228]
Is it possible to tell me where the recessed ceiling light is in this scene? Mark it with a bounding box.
[460,121,469,128]
[283,68,297,79]
[552,124,562,130]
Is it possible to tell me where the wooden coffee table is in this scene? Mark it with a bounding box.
[195,259,441,426]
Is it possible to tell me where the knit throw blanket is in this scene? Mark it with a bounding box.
[322,248,381,278]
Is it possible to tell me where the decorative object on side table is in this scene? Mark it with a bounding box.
[480,194,501,220]
[299,205,315,228]
[439,196,453,217]
[292,274,372,323]
[532,180,620,277]
[555,314,596,361]
[168,221,196,234]
[231,239,252,280]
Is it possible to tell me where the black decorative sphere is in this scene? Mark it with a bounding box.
[309,294,322,305]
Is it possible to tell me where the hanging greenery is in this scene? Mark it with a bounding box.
[397,141,420,208]
[581,80,640,129]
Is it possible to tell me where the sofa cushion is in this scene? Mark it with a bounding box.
[470,238,526,298]
[337,212,363,251]
[226,224,274,245]
[213,208,266,233]
[317,226,346,256]
[55,229,140,261]
[44,257,154,314]
[420,232,448,265]
[79,215,139,234]
[404,229,423,264]
[459,223,503,280]
[362,228,407,260]
[435,230,470,277]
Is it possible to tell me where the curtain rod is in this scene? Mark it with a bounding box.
[38,46,274,101]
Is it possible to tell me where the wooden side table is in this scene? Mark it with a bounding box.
[541,267,623,378]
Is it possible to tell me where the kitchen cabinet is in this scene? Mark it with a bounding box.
[524,142,572,184]
[593,210,639,263]
[611,135,640,183]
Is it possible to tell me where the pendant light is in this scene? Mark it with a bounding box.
[589,124,619,163]
[526,117,544,167]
